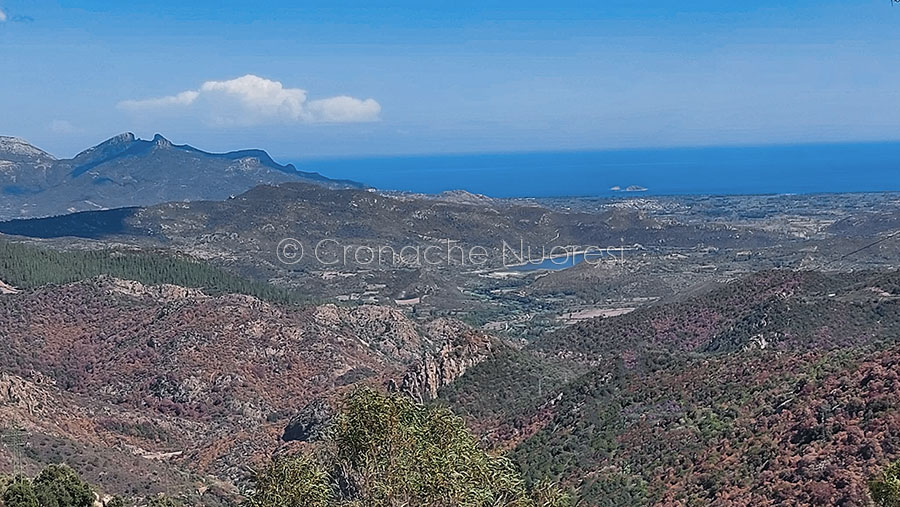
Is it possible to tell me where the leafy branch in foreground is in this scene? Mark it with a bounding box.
[1,464,95,507]
[245,388,570,507]
[871,459,900,507]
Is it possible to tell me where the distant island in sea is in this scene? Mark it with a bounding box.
[614,185,648,192]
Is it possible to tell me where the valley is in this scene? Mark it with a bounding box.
[6,2,900,505]
[1,135,900,505]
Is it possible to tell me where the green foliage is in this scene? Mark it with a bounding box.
[147,496,184,507]
[528,480,573,507]
[333,387,532,506]
[0,240,305,304]
[106,497,128,507]
[440,347,579,424]
[0,465,114,507]
[871,460,900,506]
[1,476,38,507]
[32,464,95,507]
[245,388,569,507]
[245,456,332,507]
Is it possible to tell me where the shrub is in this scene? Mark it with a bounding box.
[2,476,38,507]
[147,496,184,507]
[871,460,900,507]
[331,387,534,505]
[244,456,332,507]
[245,388,569,507]
[32,464,95,507]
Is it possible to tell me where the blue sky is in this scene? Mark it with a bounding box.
[1,0,899,159]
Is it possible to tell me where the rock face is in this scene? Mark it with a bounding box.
[394,318,496,401]
[0,279,17,294]
[0,133,364,219]
[282,398,335,443]
[102,276,207,301]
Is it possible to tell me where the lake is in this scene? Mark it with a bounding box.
[508,250,612,272]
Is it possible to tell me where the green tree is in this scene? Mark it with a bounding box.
[2,476,38,507]
[106,497,128,507]
[32,464,95,507]
[245,456,332,507]
[331,388,534,505]
[871,460,900,507]
[0,240,307,305]
[245,388,570,507]
[529,479,572,507]
[147,496,184,507]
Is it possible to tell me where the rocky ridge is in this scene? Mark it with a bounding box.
[0,276,496,496]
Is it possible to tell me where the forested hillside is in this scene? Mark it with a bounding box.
[443,269,900,505]
[0,240,304,303]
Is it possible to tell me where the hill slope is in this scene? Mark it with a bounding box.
[0,276,495,502]
[442,269,900,505]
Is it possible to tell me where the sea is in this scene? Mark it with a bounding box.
[292,142,900,198]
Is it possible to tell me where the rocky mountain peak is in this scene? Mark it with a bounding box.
[82,132,138,155]
[69,132,138,167]
[151,133,173,148]
[112,132,137,143]
[0,136,57,161]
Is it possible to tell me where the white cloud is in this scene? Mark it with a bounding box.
[49,119,80,134]
[119,90,199,110]
[307,96,382,123]
[0,8,7,22]
[118,74,381,125]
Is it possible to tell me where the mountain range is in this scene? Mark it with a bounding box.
[0,133,363,219]
[2,131,900,505]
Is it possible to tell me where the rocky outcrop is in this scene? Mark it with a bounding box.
[0,279,17,294]
[393,318,496,402]
[0,276,498,489]
[282,398,335,442]
[0,372,51,416]
[102,276,207,301]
